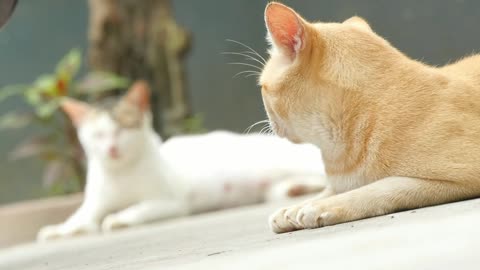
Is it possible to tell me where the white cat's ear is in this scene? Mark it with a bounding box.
[61,98,91,127]
[124,80,150,112]
[343,16,372,31]
[265,2,306,59]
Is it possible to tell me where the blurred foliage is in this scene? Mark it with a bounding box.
[182,114,207,134]
[0,49,129,194]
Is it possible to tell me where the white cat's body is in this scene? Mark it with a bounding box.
[37,83,326,241]
[164,131,326,213]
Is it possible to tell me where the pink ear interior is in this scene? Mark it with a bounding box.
[61,98,90,127]
[265,3,304,57]
[125,80,151,111]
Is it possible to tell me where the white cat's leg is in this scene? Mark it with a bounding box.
[265,175,328,202]
[269,176,480,233]
[101,199,188,232]
[37,200,109,242]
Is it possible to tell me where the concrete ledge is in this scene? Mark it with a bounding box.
[0,193,82,248]
[0,197,479,270]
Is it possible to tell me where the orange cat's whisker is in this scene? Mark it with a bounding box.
[259,123,273,136]
[232,70,261,79]
[228,62,263,71]
[245,73,260,78]
[244,119,270,134]
[221,52,265,67]
[225,39,267,64]
[240,50,267,63]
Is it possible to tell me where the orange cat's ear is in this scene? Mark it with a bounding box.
[343,16,372,31]
[61,98,91,127]
[124,80,150,112]
[265,2,306,59]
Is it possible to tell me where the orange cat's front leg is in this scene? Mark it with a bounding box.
[269,176,479,233]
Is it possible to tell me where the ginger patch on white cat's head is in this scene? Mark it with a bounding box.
[61,98,92,127]
[62,81,154,167]
[112,80,151,129]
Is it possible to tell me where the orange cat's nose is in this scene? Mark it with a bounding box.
[108,146,120,159]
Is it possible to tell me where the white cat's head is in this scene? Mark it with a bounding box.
[62,81,154,168]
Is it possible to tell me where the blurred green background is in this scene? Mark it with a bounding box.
[1,0,480,204]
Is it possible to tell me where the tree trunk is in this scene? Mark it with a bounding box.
[87,0,191,136]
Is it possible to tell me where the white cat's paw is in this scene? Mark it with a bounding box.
[101,214,131,232]
[37,225,63,242]
[37,223,98,242]
[268,205,303,233]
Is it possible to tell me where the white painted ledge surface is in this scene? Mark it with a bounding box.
[0,197,479,270]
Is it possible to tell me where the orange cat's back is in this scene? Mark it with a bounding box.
[441,54,480,85]
[375,54,480,182]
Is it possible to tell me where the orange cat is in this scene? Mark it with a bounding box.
[260,2,480,233]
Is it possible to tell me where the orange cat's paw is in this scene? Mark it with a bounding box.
[269,201,344,233]
[268,205,303,233]
[298,198,351,229]
[295,203,335,229]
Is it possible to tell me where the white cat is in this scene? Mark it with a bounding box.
[37,81,326,241]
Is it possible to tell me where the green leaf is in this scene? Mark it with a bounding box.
[182,114,207,134]
[56,48,82,80]
[0,111,34,130]
[0,84,28,103]
[74,72,129,95]
[33,74,56,90]
[30,74,57,97]
[35,99,60,119]
[24,87,45,107]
